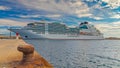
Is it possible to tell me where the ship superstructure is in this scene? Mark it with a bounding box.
[9,21,104,39]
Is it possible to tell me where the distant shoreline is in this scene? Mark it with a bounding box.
[105,37,120,40]
[0,36,21,39]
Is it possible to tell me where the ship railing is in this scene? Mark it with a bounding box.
[8,26,23,30]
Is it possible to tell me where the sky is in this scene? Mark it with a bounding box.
[0,0,120,37]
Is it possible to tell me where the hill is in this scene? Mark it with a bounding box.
[105,37,120,40]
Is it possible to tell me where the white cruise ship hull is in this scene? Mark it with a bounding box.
[9,29,104,40]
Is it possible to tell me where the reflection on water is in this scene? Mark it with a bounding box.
[25,40,120,68]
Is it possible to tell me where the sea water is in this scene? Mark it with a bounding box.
[25,40,120,68]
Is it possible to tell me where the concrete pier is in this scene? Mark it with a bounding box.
[0,39,53,68]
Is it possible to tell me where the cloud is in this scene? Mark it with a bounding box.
[102,0,120,9]
[95,21,120,37]
[77,13,92,17]
[18,0,119,19]
[95,22,120,31]
[18,0,90,16]
[89,16,104,20]
[18,0,73,14]
[113,21,120,25]
[85,0,120,19]
[19,14,61,18]
[0,6,10,10]
[73,1,90,16]
[19,15,40,18]
[0,19,28,26]
[110,14,120,19]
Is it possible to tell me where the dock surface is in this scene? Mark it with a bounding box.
[0,39,53,68]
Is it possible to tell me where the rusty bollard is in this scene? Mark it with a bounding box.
[13,45,53,68]
[15,45,35,68]
[17,45,34,63]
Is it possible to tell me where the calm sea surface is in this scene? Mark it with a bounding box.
[25,40,120,68]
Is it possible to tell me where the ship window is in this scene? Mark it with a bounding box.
[37,23,44,26]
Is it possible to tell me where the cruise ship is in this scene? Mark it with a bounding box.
[9,21,104,40]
